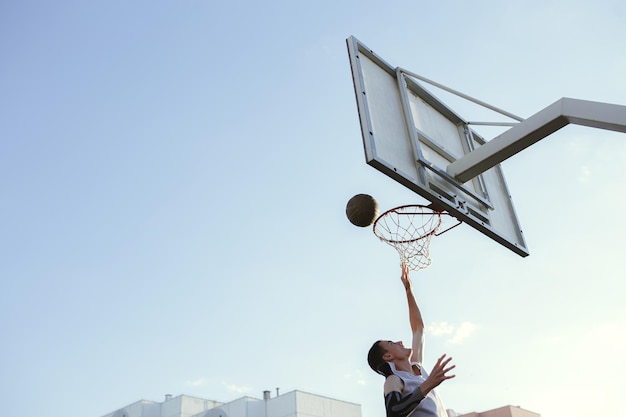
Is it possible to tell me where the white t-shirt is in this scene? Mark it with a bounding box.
[389,362,448,417]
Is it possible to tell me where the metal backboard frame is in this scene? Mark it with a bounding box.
[347,36,529,256]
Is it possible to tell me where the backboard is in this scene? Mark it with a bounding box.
[346,36,529,257]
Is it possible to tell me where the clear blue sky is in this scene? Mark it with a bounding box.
[1,2,625,417]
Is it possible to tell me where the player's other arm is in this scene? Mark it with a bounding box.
[400,263,425,364]
[383,355,456,417]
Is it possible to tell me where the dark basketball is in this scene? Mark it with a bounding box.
[346,194,379,227]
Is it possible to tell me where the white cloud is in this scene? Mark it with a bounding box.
[185,377,209,387]
[222,381,252,394]
[428,321,455,335]
[344,369,368,386]
[448,322,477,344]
[428,321,477,344]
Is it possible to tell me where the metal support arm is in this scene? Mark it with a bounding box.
[447,98,626,183]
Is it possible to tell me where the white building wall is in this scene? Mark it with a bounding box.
[103,400,160,417]
[102,390,360,417]
[190,408,229,417]
[161,396,184,417]
[266,391,297,417]
[200,396,265,417]
[262,390,361,417]
[294,391,360,417]
[171,395,218,417]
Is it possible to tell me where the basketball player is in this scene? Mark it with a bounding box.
[367,263,455,417]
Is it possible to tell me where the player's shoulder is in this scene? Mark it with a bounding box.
[383,374,404,395]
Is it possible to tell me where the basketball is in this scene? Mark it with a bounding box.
[346,194,379,227]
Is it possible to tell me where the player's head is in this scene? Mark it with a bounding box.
[368,340,411,376]
[368,340,391,376]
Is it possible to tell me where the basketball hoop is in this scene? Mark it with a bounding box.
[373,205,461,271]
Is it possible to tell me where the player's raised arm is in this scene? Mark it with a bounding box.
[400,263,425,365]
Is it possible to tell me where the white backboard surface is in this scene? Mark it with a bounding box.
[347,36,529,256]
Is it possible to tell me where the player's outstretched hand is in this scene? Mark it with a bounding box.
[420,354,456,395]
[400,262,411,291]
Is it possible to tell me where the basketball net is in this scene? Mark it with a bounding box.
[373,205,461,271]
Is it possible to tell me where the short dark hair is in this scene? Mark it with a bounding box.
[367,340,392,377]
